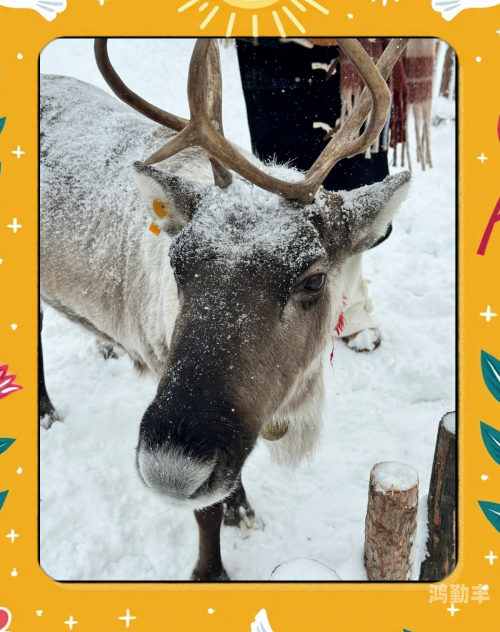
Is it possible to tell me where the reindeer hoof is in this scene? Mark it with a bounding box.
[96,340,119,360]
[190,566,230,582]
[222,482,261,535]
[223,501,261,535]
[238,510,262,537]
[40,410,61,429]
[40,397,61,429]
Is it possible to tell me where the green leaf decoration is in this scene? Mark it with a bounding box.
[481,350,500,403]
[0,117,5,135]
[0,438,15,456]
[480,422,500,465]
[0,490,8,513]
[479,500,500,533]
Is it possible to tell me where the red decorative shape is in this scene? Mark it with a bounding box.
[477,196,500,256]
[334,312,346,336]
[0,607,12,631]
[330,295,348,367]
[0,365,23,401]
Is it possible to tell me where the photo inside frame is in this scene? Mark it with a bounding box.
[38,37,457,583]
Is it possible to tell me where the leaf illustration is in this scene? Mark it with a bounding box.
[480,422,500,465]
[0,117,5,135]
[479,500,500,533]
[0,438,15,456]
[0,490,8,513]
[481,350,500,403]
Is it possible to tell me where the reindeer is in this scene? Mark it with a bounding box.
[40,38,410,581]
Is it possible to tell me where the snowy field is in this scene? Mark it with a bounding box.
[39,39,456,582]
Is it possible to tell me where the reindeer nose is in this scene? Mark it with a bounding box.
[137,444,218,504]
[136,404,237,509]
[136,385,255,508]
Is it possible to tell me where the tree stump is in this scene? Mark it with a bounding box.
[419,412,456,581]
[364,461,419,580]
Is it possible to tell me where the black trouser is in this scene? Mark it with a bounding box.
[236,39,390,193]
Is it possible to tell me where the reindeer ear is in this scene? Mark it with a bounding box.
[332,171,411,257]
[132,161,205,236]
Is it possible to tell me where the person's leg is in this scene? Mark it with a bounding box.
[336,253,382,352]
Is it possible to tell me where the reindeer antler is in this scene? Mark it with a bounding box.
[304,38,407,191]
[95,38,409,204]
[94,38,232,188]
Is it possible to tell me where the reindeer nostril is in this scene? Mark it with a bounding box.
[189,466,218,500]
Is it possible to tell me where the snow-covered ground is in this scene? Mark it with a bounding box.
[39,39,456,582]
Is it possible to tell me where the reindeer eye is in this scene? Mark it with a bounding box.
[303,274,325,293]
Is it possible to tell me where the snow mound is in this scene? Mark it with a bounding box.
[270,558,341,581]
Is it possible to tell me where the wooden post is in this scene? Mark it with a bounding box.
[364,461,419,580]
[419,412,457,581]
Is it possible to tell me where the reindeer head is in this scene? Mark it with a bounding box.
[95,38,410,509]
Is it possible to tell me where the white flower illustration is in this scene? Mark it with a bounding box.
[432,0,500,21]
[0,0,67,22]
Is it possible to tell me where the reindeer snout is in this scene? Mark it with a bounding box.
[136,443,220,506]
[136,398,253,509]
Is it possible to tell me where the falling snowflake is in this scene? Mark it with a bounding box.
[372,0,399,6]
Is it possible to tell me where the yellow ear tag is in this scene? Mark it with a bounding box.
[149,222,161,236]
[153,199,170,218]
[149,200,170,236]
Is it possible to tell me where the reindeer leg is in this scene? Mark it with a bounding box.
[223,474,261,533]
[39,307,60,429]
[191,502,229,581]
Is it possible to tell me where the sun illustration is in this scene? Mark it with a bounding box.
[224,0,281,7]
[178,0,329,38]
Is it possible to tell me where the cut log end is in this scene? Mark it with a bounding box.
[364,461,419,581]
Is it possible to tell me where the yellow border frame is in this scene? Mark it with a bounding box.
[1,0,499,630]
